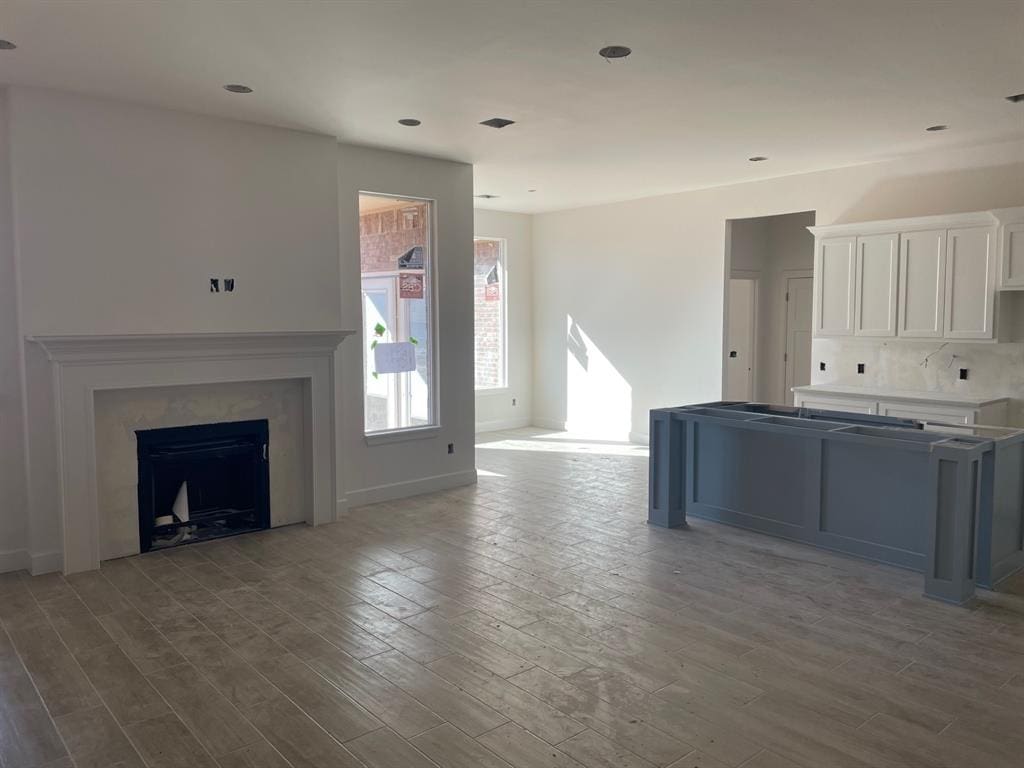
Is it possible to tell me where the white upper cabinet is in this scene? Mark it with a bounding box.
[1001,222,1024,289]
[809,209,1023,343]
[944,226,995,339]
[853,233,899,337]
[814,236,856,336]
[898,229,946,339]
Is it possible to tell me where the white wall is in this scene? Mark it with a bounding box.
[9,87,342,336]
[0,90,30,572]
[532,139,1024,440]
[474,209,533,433]
[336,145,476,506]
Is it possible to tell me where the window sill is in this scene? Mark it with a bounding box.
[364,425,441,446]
[475,387,510,396]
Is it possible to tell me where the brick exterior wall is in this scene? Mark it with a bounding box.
[359,202,427,273]
[474,239,504,389]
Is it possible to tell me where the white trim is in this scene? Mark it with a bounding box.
[808,208,1022,239]
[475,416,531,434]
[365,425,442,445]
[628,430,650,445]
[30,551,63,575]
[26,330,353,574]
[345,468,477,508]
[0,549,28,574]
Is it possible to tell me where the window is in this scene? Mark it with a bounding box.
[359,194,435,434]
[474,237,507,390]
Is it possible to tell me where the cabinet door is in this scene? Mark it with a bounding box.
[797,396,877,415]
[1002,222,1024,289]
[898,229,946,338]
[814,237,856,336]
[878,401,973,425]
[854,233,899,337]
[944,226,995,339]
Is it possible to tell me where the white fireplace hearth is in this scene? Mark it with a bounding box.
[26,331,352,574]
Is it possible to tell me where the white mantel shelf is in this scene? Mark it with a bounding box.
[28,330,354,363]
[793,383,1008,409]
[26,329,353,574]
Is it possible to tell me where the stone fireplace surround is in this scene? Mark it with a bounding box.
[27,331,351,574]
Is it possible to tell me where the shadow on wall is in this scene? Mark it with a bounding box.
[565,315,633,440]
[834,162,1024,224]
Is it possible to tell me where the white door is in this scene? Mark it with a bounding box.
[725,278,756,401]
[945,226,995,339]
[814,237,856,336]
[784,277,813,404]
[898,229,946,338]
[854,233,899,337]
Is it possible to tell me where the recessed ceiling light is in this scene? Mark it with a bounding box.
[475,194,499,199]
[598,45,632,60]
[0,40,16,50]
[398,118,421,126]
[748,156,768,162]
[480,117,515,129]
[223,84,253,94]
[1006,93,1024,103]
[528,189,537,193]
[925,124,948,132]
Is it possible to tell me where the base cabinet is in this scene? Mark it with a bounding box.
[793,390,1008,426]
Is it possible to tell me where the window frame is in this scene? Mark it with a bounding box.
[473,236,510,393]
[359,191,440,441]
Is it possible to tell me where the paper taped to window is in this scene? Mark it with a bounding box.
[374,341,417,374]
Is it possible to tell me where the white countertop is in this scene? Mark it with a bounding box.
[792,384,1009,408]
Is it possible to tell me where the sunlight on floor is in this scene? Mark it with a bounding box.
[477,428,649,458]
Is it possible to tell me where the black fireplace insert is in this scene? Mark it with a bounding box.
[136,420,270,552]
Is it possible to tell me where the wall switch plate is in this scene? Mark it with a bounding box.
[447,443,454,454]
[210,278,220,293]
[857,363,865,374]
[959,368,969,380]
[819,362,826,371]
[512,398,517,406]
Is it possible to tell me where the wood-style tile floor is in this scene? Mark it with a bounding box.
[2,428,1024,768]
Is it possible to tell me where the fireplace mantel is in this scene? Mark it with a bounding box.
[29,330,353,363]
[26,329,354,574]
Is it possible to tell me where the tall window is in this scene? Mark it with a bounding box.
[474,237,507,390]
[359,194,435,434]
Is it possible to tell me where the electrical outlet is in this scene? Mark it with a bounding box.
[959,368,969,380]
[857,363,865,374]
[224,278,235,292]
[819,362,826,372]
[210,278,220,293]
[512,398,517,407]
[447,442,454,455]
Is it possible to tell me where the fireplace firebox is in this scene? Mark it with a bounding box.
[136,420,270,552]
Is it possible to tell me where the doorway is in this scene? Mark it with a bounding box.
[724,211,816,404]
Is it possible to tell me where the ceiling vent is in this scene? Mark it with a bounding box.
[480,118,515,129]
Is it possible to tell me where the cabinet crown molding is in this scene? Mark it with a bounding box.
[808,207,1024,239]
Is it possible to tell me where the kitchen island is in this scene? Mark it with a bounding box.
[648,402,1024,603]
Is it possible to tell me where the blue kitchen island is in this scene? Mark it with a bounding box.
[648,402,1024,603]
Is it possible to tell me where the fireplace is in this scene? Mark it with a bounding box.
[136,419,270,552]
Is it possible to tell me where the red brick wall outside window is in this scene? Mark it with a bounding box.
[474,238,506,389]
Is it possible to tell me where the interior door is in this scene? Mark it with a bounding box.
[725,278,756,401]
[785,276,813,404]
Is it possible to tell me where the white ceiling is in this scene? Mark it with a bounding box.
[1,1,1022,213]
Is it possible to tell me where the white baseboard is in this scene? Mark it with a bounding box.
[475,416,532,434]
[0,549,62,576]
[344,468,478,508]
[531,417,566,431]
[0,549,28,574]
[629,431,650,445]
[31,551,63,575]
